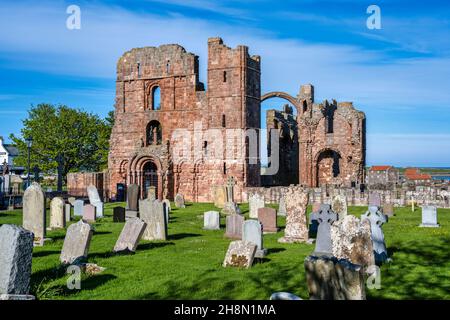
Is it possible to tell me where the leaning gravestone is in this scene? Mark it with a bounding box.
[87,185,104,217]
[113,218,147,253]
[304,255,366,300]
[65,203,71,223]
[0,225,34,299]
[419,206,440,228]
[242,220,267,258]
[140,199,167,240]
[278,187,309,243]
[225,214,245,239]
[249,193,265,219]
[49,197,65,229]
[126,184,140,211]
[331,215,374,267]
[362,206,388,264]
[204,211,220,230]
[278,195,287,216]
[331,194,347,219]
[73,200,84,216]
[311,204,338,256]
[223,240,257,269]
[60,220,94,265]
[369,192,382,207]
[257,207,278,233]
[113,207,126,223]
[383,203,395,217]
[22,182,46,246]
[174,193,185,208]
[82,204,96,223]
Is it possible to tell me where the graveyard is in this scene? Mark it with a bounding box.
[0,201,448,300]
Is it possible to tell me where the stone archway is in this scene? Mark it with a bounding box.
[261,91,301,112]
[129,155,164,199]
[314,148,342,187]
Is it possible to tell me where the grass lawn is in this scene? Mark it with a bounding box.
[0,202,449,300]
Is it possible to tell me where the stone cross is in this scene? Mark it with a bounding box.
[32,165,40,183]
[223,240,257,269]
[361,206,388,264]
[22,182,46,246]
[226,176,235,203]
[312,204,338,255]
[331,194,347,219]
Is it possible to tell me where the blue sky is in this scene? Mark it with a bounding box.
[0,0,449,166]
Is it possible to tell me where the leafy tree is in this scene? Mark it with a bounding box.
[9,104,114,181]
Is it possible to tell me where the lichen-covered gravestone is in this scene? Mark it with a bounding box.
[249,193,265,219]
[362,206,388,264]
[73,199,84,216]
[174,193,185,208]
[419,206,440,228]
[203,211,220,230]
[22,182,46,246]
[113,218,147,253]
[278,195,287,216]
[242,219,267,258]
[60,220,94,265]
[311,204,337,256]
[223,240,257,268]
[221,201,241,215]
[0,225,34,299]
[49,197,65,229]
[331,194,347,219]
[331,215,375,267]
[225,214,245,239]
[257,207,278,233]
[140,199,167,240]
[278,187,309,243]
[304,255,366,300]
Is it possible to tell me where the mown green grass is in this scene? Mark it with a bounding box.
[0,202,449,300]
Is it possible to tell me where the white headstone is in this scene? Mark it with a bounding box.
[249,193,265,219]
[242,220,266,258]
[22,182,46,246]
[49,197,65,229]
[203,211,220,230]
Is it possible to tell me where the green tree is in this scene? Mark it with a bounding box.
[9,104,114,181]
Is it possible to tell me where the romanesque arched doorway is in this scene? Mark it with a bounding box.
[315,149,342,187]
[143,161,158,198]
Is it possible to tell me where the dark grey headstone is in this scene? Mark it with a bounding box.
[312,204,337,255]
[113,207,126,223]
[127,184,140,211]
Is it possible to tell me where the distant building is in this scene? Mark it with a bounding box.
[366,165,399,186]
[0,136,19,166]
[404,168,432,183]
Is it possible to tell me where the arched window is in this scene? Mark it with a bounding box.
[152,86,161,110]
[146,120,162,145]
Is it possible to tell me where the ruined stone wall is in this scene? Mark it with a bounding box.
[67,172,105,199]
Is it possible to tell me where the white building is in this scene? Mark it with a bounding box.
[0,136,19,167]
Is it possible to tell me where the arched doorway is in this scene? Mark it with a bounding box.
[315,149,342,187]
[143,161,158,199]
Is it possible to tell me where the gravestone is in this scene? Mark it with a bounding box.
[383,203,395,217]
[311,204,338,256]
[369,192,382,207]
[278,196,287,216]
[147,186,156,201]
[249,193,265,219]
[278,187,309,243]
[174,193,185,208]
[0,225,34,297]
[204,211,220,230]
[65,203,71,223]
[162,200,170,224]
[331,194,347,219]
[223,240,257,269]
[49,197,65,229]
[419,206,440,228]
[60,220,93,265]
[126,184,140,211]
[304,255,366,300]
[140,199,167,240]
[213,185,227,209]
[362,206,388,264]
[221,201,241,215]
[113,218,147,253]
[22,182,46,246]
[73,200,84,216]
[93,202,104,218]
[224,214,245,239]
[87,185,103,217]
[113,207,126,223]
[331,215,374,267]
[242,220,267,258]
[68,197,76,206]
[82,204,96,223]
[257,207,278,233]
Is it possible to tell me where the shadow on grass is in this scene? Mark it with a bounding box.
[168,233,202,241]
[267,247,286,255]
[33,250,60,258]
[137,242,175,251]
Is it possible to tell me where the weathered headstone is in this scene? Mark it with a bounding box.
[369,192,381,207]
[383,203,395,217]
[419,206,440,228]
[278,195,287,216]
[204,211,220,230]
[224,214,245,239]
[304,255,366,300]
[73,199,84,216]
[278,187,309,243]
[113,218,147,253]
[223,240,257,268]
[87,185,104,217]
[249,193,265,219]
[213,185,227,209]
[362,206,388,264]
[60,220,93,265]
[82,204,96,223]
[331,215,375,267]
[257,207,278,233]
[147,186,156,201]
[242,219,267,258]
[311,204,338,256]
[49,197,65,229]
[0,225,34,297]
[113,207,126,222]
[126,184,140,211]
[140,199,167,240]
[65,203,71,223]
[22,182,46,246]
[93,201,104,218]
[331,194,347,219]
[221,201,241,215]
[174,193,185,208]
